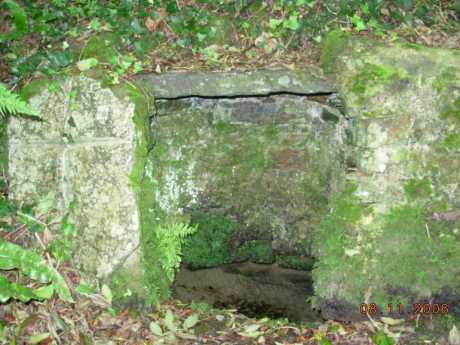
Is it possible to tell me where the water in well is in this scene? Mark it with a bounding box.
[173,261,321,321]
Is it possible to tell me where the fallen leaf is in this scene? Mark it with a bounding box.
[149,321,163,336]
[381,317,405,326]
[449,325,460,345]
[77,58,98,71]
[145,17,155,32]
[183,314,199,329]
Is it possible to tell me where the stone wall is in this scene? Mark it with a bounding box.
[152,95,349,267]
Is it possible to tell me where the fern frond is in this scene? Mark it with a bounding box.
[0,82,39,119]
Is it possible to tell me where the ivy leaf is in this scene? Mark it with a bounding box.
[149,321,163,336]
[283,15,300,31]
[238,324,263,338]
[371,330,395,345]
[77,58,98,71]
[269,18,282,31]
[197,33,207,42]
[27,333,50,344]
[381,317,405,326]
[351,14,366,32]
[76,283,96,295]
[101,284,113,304]
[182,314,199,329]
[33,284,54,300]
[164,310,176,332]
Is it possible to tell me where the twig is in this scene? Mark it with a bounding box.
[432,209,460,223]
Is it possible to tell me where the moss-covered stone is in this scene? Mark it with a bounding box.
[182,213,239,269]
[235,240,275,264]
[314,34,460,321]
[320,30,351,74]
[276,255,314,270]
[79,32,121,64]
[9,74,154,306]
[151,96,349,262]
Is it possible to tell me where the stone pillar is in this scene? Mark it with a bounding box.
[8,76,149,286]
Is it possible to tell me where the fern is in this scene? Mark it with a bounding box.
[155,222,198,283]
[0,82,39,119]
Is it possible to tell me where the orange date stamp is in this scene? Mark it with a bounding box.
[360,303,449,316]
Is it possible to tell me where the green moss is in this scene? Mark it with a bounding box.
[440,97,460,124]
[276,255,314,270]
[441,132,460,151]
[404,178,432,201]
[80,32,121,64]
[376,206,460,301]
[109,269,147,314]
[118,80,171,306]
[0,121,8,174]
[20,77,55,101]
[236,240,274,264]
[432,67,459,93]
[182,213,239,269]
[314,187,460,310]
[320,30,351,74]
[351,63,398,96]
[312,183,369,303]
[214,120,239,135]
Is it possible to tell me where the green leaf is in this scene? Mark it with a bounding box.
[101,284,112,304]
[197,33,207,42]
[76,283,96,295]
[351,14,366,32]
[0,0,28,42]
[33,284,54,300]
[164,310,176,332]
[372,330,395,345]
[77,58,98,71]
[149,321,163,336]
[283,15,300,31]
[0,197,17,217]
[182,314,199,329]
[27,333,50,344]
[0,239,73,302]
[0,275,39,303]
[321,335,333,345]
[238,324,263,338]
[89,19,101,31]
[269,19,282,31]
[381,317,405,326]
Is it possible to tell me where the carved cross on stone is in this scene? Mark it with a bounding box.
[8,76,142,282]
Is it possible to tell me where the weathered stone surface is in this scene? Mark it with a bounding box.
[314,33,460,320]
[8,76,144,282]
[151,95,350,265]
[135,68,336,98]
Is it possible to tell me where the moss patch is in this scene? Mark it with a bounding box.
[182,213,239,269]
[235,240,275,264]
[276,255,314,270]
[404,178,433,201]
[320,30,351,74]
